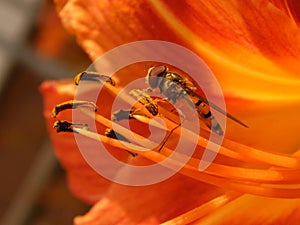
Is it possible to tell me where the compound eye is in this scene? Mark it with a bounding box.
[149,65,167,76]
[146,66,167,88]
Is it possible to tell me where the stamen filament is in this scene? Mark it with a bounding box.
[222,136,300,169]
[101,83,300,169]
[81,108,300,184]
[53,70,300,201]
[105,128,130,143]
[158,106,300,169]
[72,125,300,198]
[116,105,300,169]
[161,192,240,225]
[73,127,150,153]
[53,120,88,133]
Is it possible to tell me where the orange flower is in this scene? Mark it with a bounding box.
[40,0,300,224]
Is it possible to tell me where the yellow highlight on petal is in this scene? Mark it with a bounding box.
[149,0,300,101]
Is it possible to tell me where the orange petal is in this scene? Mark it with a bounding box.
[47,1,300,224]
[224,97,300,153]
[40,77,300,224]
[54,0,300,151]
[270,0,300,25]
[73,174,224,225]
[55,0,300,101]
[34,2,70,57]
[196,195,300,225]
[40,80,111,204]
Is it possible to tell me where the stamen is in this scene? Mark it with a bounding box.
[84,100,300,170]
[52,70,300,201]
[105,128,130,143]
[72,118,300,198]
[81,109,300,183]
[55,106,300,198]
[74,71,116,86]
[88,110,300,187]
[53,120,88,133]
[162,192,240,225]
[112,109,135,121]
[105,128,138,157]
[52,100,98,118]
[73,125,149,153]
[221,135,300,169]
[160,106,300,169]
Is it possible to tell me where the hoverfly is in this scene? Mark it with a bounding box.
[146,65,248,135]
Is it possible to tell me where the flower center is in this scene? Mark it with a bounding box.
[52,68,300,201]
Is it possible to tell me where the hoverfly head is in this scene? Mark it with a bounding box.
[146,65,168,88]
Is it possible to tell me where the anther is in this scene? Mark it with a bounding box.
[74,71,116,86]
[105,128,130,142]
[53,120,89,133]
[105,128,137,157]
[112,109,135,121]
[52,100,98,118]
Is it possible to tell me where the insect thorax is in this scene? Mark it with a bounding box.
[157,73,187,102]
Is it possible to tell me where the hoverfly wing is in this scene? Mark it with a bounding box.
[190,91,248,128]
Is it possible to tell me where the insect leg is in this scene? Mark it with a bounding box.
[157,122,182,152]
[129,89,159,116]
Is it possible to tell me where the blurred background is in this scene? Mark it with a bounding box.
[0,0,92,224]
